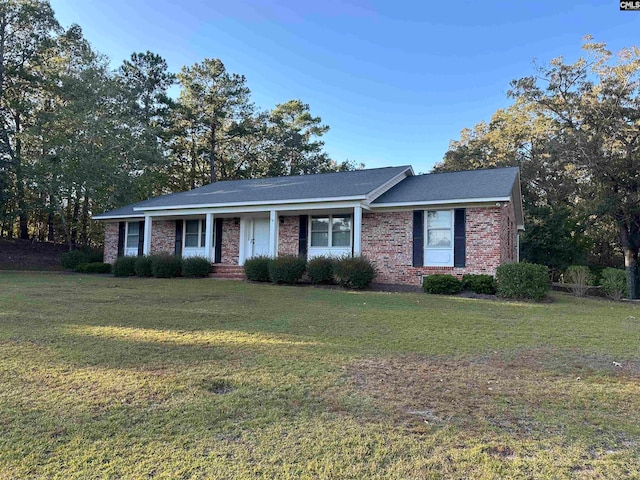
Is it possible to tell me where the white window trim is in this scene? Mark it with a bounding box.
[424,209,454,267]
[309,214,352,249]
[183,219,210,250]
[125,221,140,254]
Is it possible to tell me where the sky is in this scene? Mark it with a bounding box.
[49,0,639,174]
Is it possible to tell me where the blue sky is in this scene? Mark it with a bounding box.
[50,0,638,173]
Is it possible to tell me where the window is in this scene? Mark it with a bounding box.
[310,215,351,247]
[184,219,208,248]
[426,210,452,248]
[126,222,140,250]
[424,210,454,267]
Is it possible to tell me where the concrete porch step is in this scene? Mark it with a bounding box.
[209,264,245,280]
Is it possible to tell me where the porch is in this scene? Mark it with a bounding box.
[119,205,365,267]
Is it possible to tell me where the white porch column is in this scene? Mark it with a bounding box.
[143,215,152,255]
[353,205,362,256]
[269,210,278,257]
[204,212,214,262]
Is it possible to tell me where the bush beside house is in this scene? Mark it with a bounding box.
[182,257,212,278]
[423,274,462,295]
[332,256,376,289]
[268,256,306,284]
[496,263,549,300]
[113,256,137,277]
[307,256,335,285]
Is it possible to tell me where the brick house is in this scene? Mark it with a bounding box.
[94,166,524,285]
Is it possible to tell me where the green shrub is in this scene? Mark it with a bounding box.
[182,256,212,278]
[423,274,462,295]
[268,255,306,284]
[307,256,335,284]
[60,249,103,270]
[600,267,628,301]
[461,274,496,294]
[244,256,272,282]
[74,262,111,274]
[496,262,549,300]
[134,256,153,277]
[332,256,376,289]
[564,265,594,297]
[151,254,182,278]
[113,256,137,277]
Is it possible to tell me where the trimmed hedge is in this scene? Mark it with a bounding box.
[244,256,271,282]
[182,256,212,278]
[268,255,306,284]
[600,267,628,301]
[74,262,111,274]
[332,256,376,289]
[151,254,182,278]
[113,256,137,277]
[496,262,549,300]
[307,256,335,285]
[134,256,153,277]
[61,249,103,270]
[461,274,496,295]
[423,274,461,295]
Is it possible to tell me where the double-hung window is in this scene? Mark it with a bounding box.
[184,219,207,248]
[310,214,352,248]
[424,210,454,266]
[125,222,140,255]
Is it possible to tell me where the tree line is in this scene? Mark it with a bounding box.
[436,37,640,298]
[0,0,355,247]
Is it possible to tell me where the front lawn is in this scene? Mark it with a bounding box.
[1,273,639,478]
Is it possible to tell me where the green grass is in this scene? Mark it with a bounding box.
[1,272,640,478]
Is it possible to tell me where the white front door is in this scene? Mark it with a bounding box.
[246,218,270,259]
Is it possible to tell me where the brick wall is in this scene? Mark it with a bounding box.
[361,211,413,284]
[150,220,176,254]
[221,218,240,264]
[278,215,299,256]
[362,206,509,285]
[104,222,119,264]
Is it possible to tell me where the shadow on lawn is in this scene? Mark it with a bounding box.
[49,323,325,369]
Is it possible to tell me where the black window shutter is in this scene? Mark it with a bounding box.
[412,210,424,267]
[137,220,145,256]
[454,208,466,268]
[117,222,125,257]
[298,215,308,258]
[214,218,223,263]
[174,220,183,256]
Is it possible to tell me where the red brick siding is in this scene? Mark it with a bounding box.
[150,220,176,254]
[361,211,413,284]
[221,219,240,264]
[362,206,509,285]
[278,215,299,256]
[104,222,119,264]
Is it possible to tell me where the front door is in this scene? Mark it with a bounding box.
[246,218,270,259]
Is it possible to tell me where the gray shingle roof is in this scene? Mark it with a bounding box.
[94,166,412,218]
[372,167,520,204]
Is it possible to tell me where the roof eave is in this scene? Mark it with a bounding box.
[371,196,512,208]
[133,195,369,212]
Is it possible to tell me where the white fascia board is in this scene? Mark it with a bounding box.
[364,167,414,204]
[133,195,367,212]
[370,197,512,209]
[140,200,365,218]
[93,214,145,221]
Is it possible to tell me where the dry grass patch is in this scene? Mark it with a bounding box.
[349,351,640,448]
